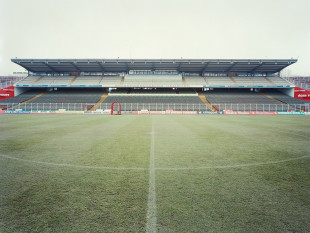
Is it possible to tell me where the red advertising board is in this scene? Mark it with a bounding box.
[0,86,14,100]
[294,87,310,102]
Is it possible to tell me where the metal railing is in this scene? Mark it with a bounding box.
[0,102,309,112]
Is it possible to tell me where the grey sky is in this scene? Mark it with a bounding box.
[0,0,309,76]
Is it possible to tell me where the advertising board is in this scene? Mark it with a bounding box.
[277,112,305,115]
[4,110,31,114]
[294,87,310,102]
[0,86,14,100]
[223,110,278,115]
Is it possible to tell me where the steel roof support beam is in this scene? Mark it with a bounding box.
[121,62,130,73]
[14,62,32,72]
[151,62,155,71]
[200,62,210,75]
[43,62,58,73]
[176,63,182,73]
[250,63,264,73]
[225,63,238,73]
[97,62,105,72]
[70,62,81,72]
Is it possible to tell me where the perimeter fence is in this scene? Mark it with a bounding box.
[0,102,309,112]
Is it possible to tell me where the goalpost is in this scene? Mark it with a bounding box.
[0,104,8,110]
[111,102,121,115]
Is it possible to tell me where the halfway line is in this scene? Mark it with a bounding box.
[146,117,157,233]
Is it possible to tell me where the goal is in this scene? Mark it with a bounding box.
[111,102,121,115]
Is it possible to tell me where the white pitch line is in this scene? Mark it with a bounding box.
[156,155,310,170]
[0,153,309,171]
[146,118,157,233]
[0,153,148,170]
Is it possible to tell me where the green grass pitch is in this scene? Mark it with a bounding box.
[0,114,309,232]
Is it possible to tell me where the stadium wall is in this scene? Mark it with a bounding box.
[14,87,31,96]
[279,88,294,97]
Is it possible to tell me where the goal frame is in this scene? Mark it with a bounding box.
[111,102,121,115]
[0,104,8,111]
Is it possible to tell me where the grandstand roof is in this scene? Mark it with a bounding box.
[11,58,297,74]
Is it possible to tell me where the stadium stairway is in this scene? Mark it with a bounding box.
[68,76,78,85]
[259,92,286,104]
[33,76,44,83]
[203,77,209,85]
[9,91,48,110]
[264,77,276,85]
[90,92,109,111]
[120,76,125,85]
[198,92,215,111]
[230,77,238,84]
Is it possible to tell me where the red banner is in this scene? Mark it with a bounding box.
[294,87,310,102]
[0,86,14,100]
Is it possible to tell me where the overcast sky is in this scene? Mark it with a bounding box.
[0,0,309,76]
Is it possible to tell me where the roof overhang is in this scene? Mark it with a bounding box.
[11,58,297,74]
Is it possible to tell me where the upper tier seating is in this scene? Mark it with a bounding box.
[15,75,292,88]
[72,76,102,85]
[204,76,291,86]
[16,76,41,85]
[16,75,123,87]
[205,76,234,85]
[123,75,184,87]
[184,76,207,86]
[267,76,292,85]
[35,76,61,85]
[17,76,75,86]
[100,76,122,86]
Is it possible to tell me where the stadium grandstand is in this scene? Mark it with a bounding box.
[0,58,309,114]
[284,76,310,91]
[0,76,25,89]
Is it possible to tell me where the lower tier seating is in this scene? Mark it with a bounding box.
[203,89,308,111]
[0,88,308,112]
